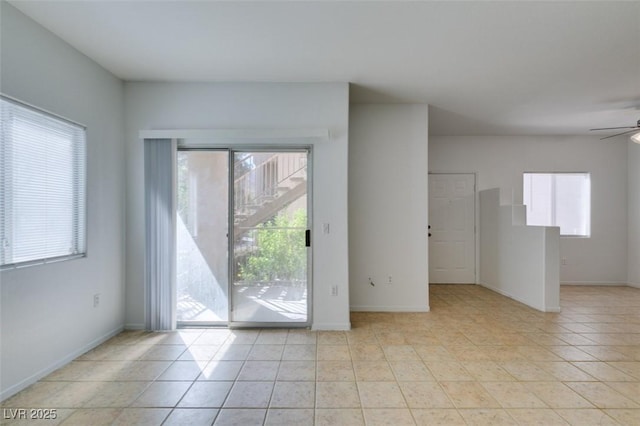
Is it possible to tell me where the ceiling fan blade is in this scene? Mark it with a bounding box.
[590,126,638,131]
[599,129,640,140]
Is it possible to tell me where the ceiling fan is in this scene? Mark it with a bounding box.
[590,118,640,143]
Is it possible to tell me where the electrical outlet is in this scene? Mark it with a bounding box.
[561,258,567,266]
[330,285,338,296]
[388,275,392,285]
[93,293,100,308]
[368,277,375,286]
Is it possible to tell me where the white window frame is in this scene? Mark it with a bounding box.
[523,172,591,238]
[1,95,87,269]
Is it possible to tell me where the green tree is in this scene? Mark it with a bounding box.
[239,209,307,282]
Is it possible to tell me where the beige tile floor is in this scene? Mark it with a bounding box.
[2,285,640,425]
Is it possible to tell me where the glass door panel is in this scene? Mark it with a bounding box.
[176,150,229,323]
[231,150,309,324]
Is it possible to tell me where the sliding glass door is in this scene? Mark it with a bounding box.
[176,151,229,324]
[176,148,311,327]
[231,150,310,325]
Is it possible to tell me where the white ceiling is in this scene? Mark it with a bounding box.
[8,1,640,136]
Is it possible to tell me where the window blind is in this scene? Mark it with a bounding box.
[144,138,176,330]
[1,96,86,268]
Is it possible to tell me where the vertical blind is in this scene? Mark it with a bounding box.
[144,138,176,330]
[0,96,86,268]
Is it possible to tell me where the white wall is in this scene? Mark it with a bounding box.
[349,104,429,311]
[628,141,640,288]
[430,136,627,285]
[124,82,350,330]
[479,189,560,312]
[0,3,126,399]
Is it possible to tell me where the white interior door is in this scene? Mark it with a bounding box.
[429,173,476,283]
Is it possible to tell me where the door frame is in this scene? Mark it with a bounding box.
[175,144,313,329]
[428,171,478,284]
[228,147,313,329]
[176,148,230,328]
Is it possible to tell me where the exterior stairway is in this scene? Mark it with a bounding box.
[233,153,307,242]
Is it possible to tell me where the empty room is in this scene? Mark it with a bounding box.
[1,1,639,425]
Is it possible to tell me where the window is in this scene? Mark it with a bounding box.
[523,172,590,237]
[1,96,86,268]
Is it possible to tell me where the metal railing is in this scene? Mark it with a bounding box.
[234,153,307,219]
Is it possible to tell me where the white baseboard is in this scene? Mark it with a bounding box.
[124,323,145,330]
[349,305,430,312]
[1,325,123,402]
[312,322,351,331]
[560,281,628,286]
[627,282,640,289]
